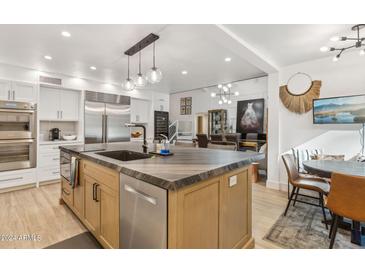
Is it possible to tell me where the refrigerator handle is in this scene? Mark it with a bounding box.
[101,114,105,143]
[105,115,108,143]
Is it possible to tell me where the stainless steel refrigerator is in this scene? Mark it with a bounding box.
[84,91,131,144]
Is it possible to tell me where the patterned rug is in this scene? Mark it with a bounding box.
[264,200,364,249]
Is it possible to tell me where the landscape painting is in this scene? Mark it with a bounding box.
[313,94,365,124]
[236,99,265,133]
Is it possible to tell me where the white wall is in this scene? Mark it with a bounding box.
[169,77,268,137]
[267,51,365,190]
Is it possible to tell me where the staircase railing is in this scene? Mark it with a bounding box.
[168,120,178,143]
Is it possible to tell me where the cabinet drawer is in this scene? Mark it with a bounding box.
[39,145,61,154]
[0,169,36,189]
[61,177,73,207]
[38,166,60,182]
[81,160,119,191]
[38,153,60,167]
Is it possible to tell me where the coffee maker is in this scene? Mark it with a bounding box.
[49,128,60,141]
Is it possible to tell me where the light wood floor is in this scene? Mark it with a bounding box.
[0,181,286,249]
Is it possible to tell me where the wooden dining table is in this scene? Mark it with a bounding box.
[303,160,365,246]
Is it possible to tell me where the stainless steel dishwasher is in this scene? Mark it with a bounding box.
[120,174,167,248]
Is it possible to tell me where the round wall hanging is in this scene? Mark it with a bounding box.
[279,72,321,114]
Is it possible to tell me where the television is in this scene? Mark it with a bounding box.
[313,94,365,124]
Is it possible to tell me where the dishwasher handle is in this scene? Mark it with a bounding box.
[124,184,157,205]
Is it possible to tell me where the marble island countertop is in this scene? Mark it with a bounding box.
[60,142,264,191]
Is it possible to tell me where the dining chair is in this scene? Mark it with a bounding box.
[282,154,330,229]
[196,134,209,148]
[326,172,365,249]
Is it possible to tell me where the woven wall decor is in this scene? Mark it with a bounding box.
[279,72,321,114]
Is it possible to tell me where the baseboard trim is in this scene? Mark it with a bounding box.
[39,179,60,186]
[266,180,288,192]
[0,183,36,194]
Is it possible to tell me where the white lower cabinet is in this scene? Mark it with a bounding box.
[37,142,83,183]
[38,166,60,182]
[0,169,37,189]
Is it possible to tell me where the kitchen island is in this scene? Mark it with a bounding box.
[59,142,264,249]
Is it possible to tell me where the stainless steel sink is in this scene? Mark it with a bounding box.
[96,150,153,162]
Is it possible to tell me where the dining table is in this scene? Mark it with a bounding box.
[303,160,365,246]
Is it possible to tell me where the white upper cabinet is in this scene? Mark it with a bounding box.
[0,79,36,102]
[0,79,11,100]
[131,98,150,123]
[59,89,79,120]
[39,87,79,121]
[39,88,59,120]
[12,81,37,102]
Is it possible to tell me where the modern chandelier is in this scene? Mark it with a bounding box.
[122,33,162,91]
[211,83,239,105]
[320,24,365,62]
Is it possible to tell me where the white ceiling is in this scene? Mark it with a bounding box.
[0,24,265,93]
[0,24,356,94]
[225,24,354,67]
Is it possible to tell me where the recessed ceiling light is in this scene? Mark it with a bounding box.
[181,70,188,75]
[44,55,52,60]
[61,31,71,37]
[224,57,231,62]
[90,66,97,70]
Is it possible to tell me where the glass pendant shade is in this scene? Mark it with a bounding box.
[134,73,146,87]
[123,78,135,91]
[146,67,163,83]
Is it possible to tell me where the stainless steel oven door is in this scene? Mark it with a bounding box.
[60,151,71,182]
[0,139,36,172]
[0,109,36,139]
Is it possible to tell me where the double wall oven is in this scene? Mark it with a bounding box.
[0,100,37,172]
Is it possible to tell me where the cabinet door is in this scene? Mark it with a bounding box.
[98,184,119,248]
[219,168,250,248]
[0,79,11,100]
[175,177,220,248]
[84,175,100,235]
[59,90,79,121]
[12,81,36,102]
[39,87,60,120]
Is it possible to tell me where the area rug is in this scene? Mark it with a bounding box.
[45,232,102,249]
[264,200,364,249]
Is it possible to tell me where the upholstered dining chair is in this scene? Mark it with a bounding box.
[196,134,209,148]
[326,172,365,249]
[282,154,330,229]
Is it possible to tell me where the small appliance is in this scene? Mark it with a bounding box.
[49,128,60,141]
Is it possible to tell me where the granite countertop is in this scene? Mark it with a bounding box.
[60,142,264,191]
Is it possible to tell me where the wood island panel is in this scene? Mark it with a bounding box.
[168,165,254,249]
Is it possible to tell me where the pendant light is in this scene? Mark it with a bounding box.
[122,55,135,91]
[134,51,146,87]
[146,42,163,84]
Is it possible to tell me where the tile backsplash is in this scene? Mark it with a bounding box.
[39,121,78,141]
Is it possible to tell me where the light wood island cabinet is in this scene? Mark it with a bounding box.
[61,158,253,249]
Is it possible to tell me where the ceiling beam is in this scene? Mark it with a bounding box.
[214,24,279,73]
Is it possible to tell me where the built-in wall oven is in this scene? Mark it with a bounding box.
[0,100,37,172]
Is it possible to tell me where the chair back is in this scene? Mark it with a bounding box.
[327,172,365,222]
[224,133,241,146]
[210,134,223,141]
[281,154,300,184]
[196,134,209,148]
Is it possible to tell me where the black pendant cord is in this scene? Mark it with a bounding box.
[127,56,130,79]
[153,42,156,68]
[138,51,142,74]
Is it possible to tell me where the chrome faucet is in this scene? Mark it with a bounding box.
[125,123,148,153]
